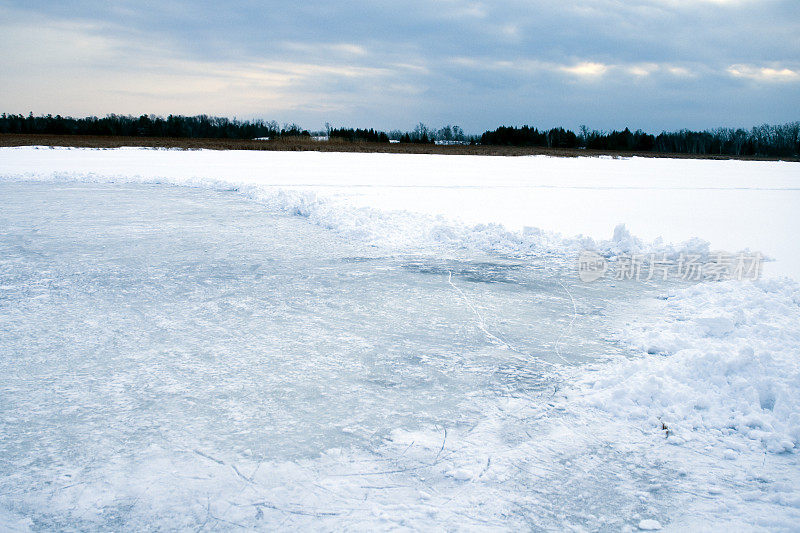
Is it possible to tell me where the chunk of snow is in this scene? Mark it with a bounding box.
[695,316,735,337]
[638,519,662,530]
[450,468,473,481]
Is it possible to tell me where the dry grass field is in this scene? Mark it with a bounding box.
[1,133,796,161]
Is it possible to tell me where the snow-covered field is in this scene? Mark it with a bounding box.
[1,147,799,530]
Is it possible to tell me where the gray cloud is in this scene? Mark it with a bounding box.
[1,0,798,132]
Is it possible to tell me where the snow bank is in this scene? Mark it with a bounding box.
[241,185,717,263]
[579,278,800,453]
[0,168,711,265]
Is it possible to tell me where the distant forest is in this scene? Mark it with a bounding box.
[1,113,798,157]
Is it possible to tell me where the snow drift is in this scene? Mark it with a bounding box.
[580,278,800,454]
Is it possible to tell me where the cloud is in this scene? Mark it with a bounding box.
[626,63,659,77]
[727,64,800,82]
[666,66,693,77]
[0,9,400,119]
[282,42,368,57]
[0,1,798,131]
[563,61,607,78]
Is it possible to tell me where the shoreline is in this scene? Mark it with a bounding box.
[2,133,797,162]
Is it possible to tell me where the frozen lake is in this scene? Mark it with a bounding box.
[1,151,798,530]
[0,182,667,529]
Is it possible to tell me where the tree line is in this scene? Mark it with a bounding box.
[0,113,304,139]
[481,124,800,157]
[328,127,389,143]
[1,113,797,157]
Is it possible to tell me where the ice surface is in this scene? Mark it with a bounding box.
[0,182,671,530]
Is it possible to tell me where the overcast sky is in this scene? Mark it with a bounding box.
[1,1,798,132]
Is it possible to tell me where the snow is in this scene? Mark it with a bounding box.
[638,518,663,530]
[579,278,800,454]
[1,147,799,530]
[1,146,798,276]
